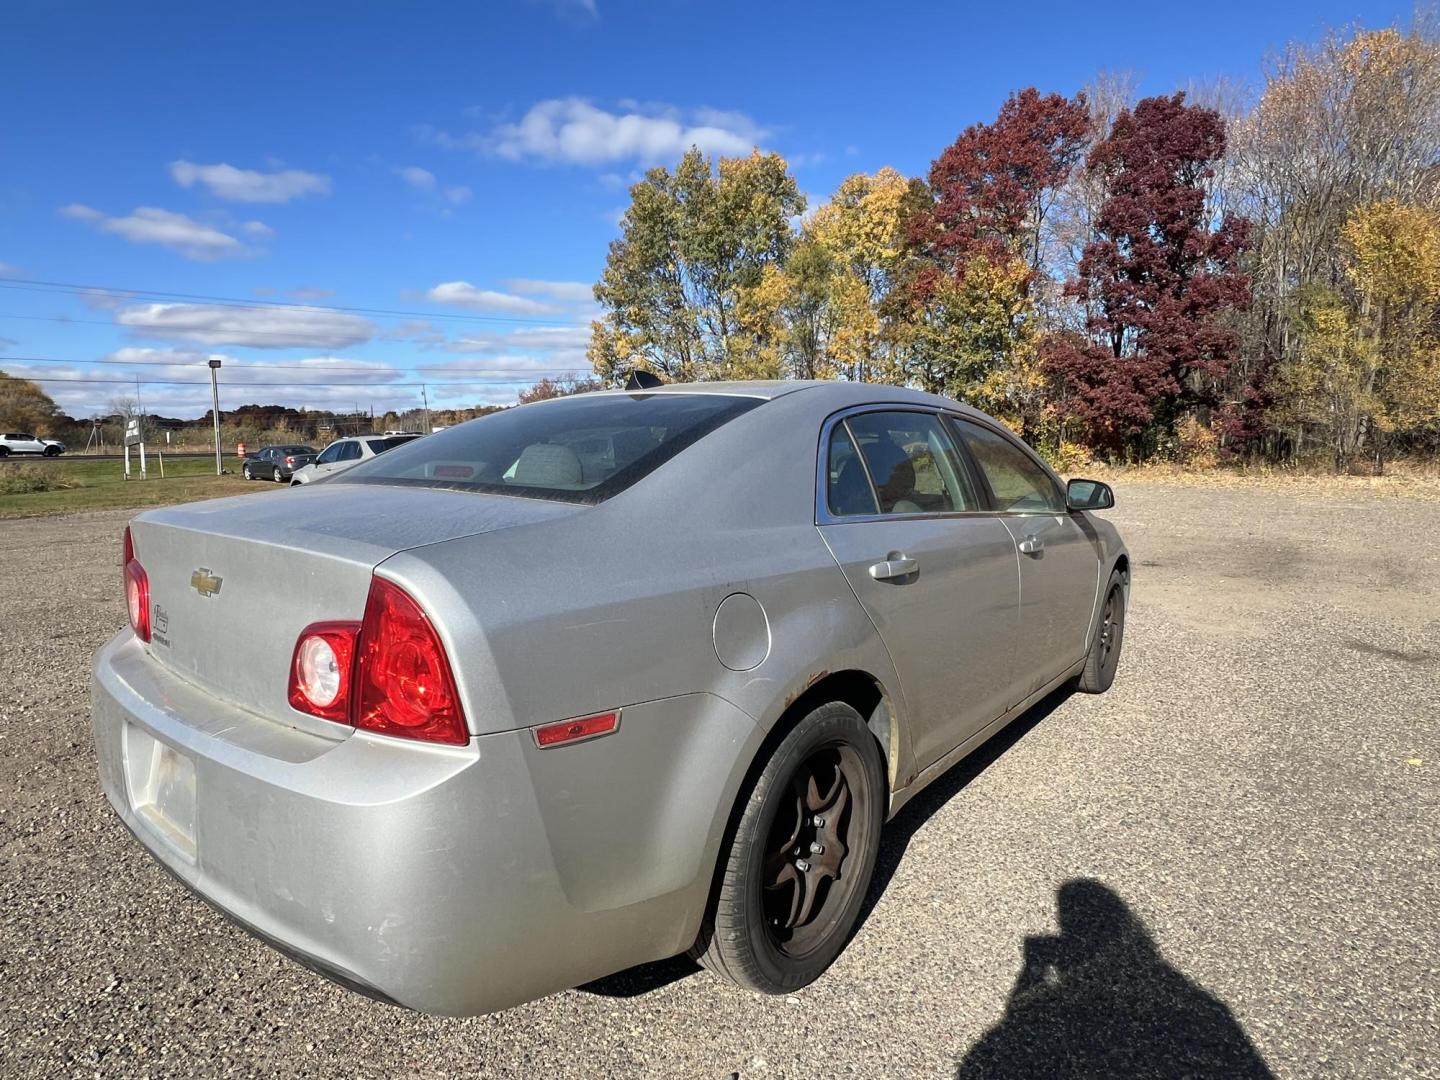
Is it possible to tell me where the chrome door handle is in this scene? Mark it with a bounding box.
[868,555,918,580]
[1018,535,1044,556]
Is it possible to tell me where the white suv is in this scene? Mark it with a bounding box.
[0,432,66,457]
[289,433,420,485]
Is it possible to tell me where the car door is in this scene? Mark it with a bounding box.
[817,408,1021,772]
[312,441,344,476]
[950,417,1100,701]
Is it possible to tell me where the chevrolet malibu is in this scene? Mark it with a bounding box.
[92,381,1128,1015]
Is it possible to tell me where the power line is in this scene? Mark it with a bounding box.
[1,354,588,376]
[0,372,554,388]
[0,277,586,327]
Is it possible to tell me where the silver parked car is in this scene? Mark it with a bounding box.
[92,381,1128,1015]
[289,433,420,484]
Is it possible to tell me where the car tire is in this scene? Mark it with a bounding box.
[1077,570,1126,694]
[43,446,60,457]
[273,466,283,483]
[242,464,252,480]
[0,446,9,458]
[693,700,885,995]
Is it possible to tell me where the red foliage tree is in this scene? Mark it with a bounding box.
[1046,93,1251,455]
[918,87,1090,275]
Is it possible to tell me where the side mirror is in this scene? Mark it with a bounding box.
[1066,478,1114,512]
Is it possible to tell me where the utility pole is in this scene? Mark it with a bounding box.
[207,358,223,475]
[421,383,431,435]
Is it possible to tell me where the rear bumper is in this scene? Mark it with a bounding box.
[91,631,762,1015]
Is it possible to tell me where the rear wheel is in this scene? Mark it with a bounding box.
[1077,570,1126,693]
[693,701,884,994]
[272,466,283,483]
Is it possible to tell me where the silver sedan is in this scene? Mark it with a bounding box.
[91,381,1128,1015]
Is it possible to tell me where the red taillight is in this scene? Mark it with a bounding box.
[287,622,360,722]
[285,577,467,745]
[122,526,150,642]
[354,577,467,745]
[284,456,296,466]
[533,711,619,748]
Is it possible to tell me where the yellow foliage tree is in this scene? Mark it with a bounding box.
[1277,199,1440,468]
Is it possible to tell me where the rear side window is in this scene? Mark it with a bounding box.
[953,419,1063,513]
[339,393,761,504]
[339,441,363,461]
[830,411,978,516]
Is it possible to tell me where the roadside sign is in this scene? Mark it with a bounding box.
[124,419,142,447]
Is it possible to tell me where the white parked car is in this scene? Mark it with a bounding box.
[0,432,65,457]
[289,434,420,485]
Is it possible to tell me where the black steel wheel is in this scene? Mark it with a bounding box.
[694,700,884,993]
[1078,569,1126,693]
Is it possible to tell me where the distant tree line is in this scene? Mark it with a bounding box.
[589,19,1440,469]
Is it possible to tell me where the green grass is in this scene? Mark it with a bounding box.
[0,456,281,518]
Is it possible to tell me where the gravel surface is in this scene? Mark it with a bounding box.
[2,484,1436,1079]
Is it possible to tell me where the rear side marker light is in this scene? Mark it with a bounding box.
[533,711,620,748]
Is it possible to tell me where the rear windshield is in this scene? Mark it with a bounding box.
[365,436,419,453]
[337,392,761,503]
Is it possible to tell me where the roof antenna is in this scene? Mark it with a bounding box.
[624,370,664,391]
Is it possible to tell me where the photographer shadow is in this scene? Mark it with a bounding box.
[957,879,1274,1079]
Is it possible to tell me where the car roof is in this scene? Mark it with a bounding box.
[583,379,985,416]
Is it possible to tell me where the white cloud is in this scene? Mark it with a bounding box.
[170,160,331,203]
[0,260,19,277]
[420,100,767,168]
[59,203,103,221]
[444,184,472,205]
[61,205,255,260]
[398,165,437,190]
[502,278,594,304]
[115,302,374,348]
[241,220,274,237]
[426,281,558,315]
[488,98,765,166]
[441,324,591,358]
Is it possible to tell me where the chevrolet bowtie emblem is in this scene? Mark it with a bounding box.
[190,568,223,597]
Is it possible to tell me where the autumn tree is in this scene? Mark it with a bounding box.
[0,371,62,434]
[1275,200,1440,468]
[919,87,1089,273]
[897,89,1088,437]
[735,168,924,382]
[589,148,804,383]
[1046,93,1251,456]
[517,374,603,404]
[1225,23,1440,457]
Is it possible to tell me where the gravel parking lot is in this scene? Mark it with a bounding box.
[2,483,1436,1079]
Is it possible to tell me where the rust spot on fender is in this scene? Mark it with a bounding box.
[783,670,831,711]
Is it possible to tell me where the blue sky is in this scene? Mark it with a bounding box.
[0,0,1412,419]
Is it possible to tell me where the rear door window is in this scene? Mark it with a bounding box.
[840,411,979,515]
[339,392,761,504]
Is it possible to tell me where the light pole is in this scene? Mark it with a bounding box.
[207,358,223,475]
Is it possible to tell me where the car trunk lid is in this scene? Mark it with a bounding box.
[128,484,581,739]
